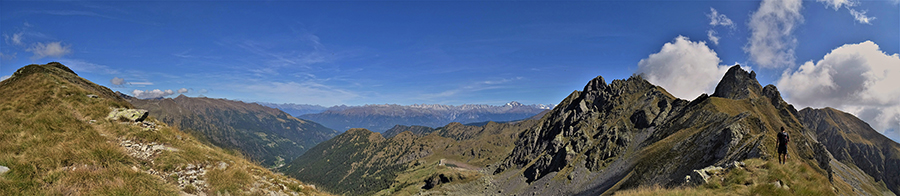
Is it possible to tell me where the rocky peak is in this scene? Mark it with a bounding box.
[582,75,608,93]
[712,65,762,100]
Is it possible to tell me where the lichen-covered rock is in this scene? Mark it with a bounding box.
[107,108,149,122]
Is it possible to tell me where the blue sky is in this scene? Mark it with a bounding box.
[2,1,899,140]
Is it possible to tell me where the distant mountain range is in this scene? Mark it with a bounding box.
[126,95,338,168]
[282,65,899,195]
[273,101,552,132]
[256,102,328,116]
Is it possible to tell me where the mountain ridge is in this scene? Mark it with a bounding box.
[284,64,897,195]
[126,94,338,168]
[297,102,551,133]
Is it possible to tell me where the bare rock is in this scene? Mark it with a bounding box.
[107,108,149,122]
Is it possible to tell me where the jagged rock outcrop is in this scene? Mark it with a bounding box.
[495,75,685,186]
[712,65,762,100]
[800,107,900,195]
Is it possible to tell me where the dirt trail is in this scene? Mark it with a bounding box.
[440,158,479,170]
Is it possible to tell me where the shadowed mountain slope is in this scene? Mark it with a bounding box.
[128,95,338,168]
[0,63,326,195]
[800,107,900,194]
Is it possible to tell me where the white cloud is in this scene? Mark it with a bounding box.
[1,75,10,81]
[707,30,720,45]
[815,0,875,24]
[4,32,24,46]
[132,89,177,99]
[637,36,731,99]
[848,9,875,24]
[777,41,900,137]
[707,8,735,28]
[817,0,856,10]
[177,88,189,94]
[746,0,803,68]
[27,42,72,60]
[111,77,125,85]
[706,8,735,46]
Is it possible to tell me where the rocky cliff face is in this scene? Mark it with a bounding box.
[800,107,900,194]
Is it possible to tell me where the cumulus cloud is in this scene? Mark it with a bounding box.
[637,36,731,99]
[746,0,803,68]
[177,88,189,94]
[27,42,72,60]
[132,89,176,99]
[777,41,900,139]
[111,77,125,85]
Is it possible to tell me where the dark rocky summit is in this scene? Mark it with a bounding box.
[712,65,762,100]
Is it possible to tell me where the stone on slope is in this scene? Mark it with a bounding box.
[107,108,149,122]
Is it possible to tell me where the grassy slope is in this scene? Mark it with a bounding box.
[0,63,326,195]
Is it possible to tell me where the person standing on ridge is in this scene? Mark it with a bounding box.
[777,127,790,164]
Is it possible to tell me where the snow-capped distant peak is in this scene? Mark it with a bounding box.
[505,101,524,107]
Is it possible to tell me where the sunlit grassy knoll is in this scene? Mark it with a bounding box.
[0,63,326,195]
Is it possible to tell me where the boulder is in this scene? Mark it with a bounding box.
[106,108,149,122]
[686,166,724,186]
[0,165,9,175]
